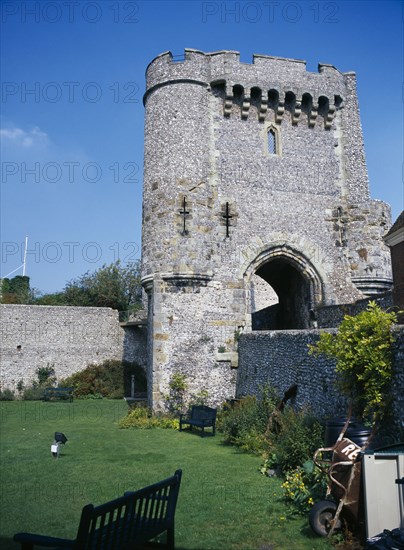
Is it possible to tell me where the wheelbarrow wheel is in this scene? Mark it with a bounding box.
[309,500,342,536]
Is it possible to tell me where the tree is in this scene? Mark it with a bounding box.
[309,302,398,426]
[0,276,33,304]
[63,260,142,311]
[33,292,68,306]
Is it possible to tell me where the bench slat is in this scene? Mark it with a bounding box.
[43,388,74,402]
[179,406,217,437]
[14,470,182,550]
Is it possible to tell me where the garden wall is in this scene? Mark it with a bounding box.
[316,292,394,328]
[237,327,404,428]
[0,304,146,392]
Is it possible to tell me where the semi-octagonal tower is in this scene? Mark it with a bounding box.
[141,49,392,409]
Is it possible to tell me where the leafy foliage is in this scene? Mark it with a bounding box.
[36,365,56,386]
[218,390,279,455]
[118,406,179,429]
[28,260,143,311]
[267,408,324,472]
[1,276,34,304]
[60,359,146,399]
[0,388,15,401]
[165,372,188,414]
[33,292,68,306]
[309,301,397,424]
[22,364,56,400]
[219,390,324,471]
[63,260,142,311]
[281,460,327,515]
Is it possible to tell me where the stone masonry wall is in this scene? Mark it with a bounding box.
[144,276,239,410]
[0,305,145,391]
[141,49,393,410]
[237,327,404,428]
[317,292,394,328]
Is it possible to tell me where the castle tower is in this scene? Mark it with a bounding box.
[141,49,392,409]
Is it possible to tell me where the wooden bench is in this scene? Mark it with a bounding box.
[14,469,182,550]
[179,405,217,437]
[43,387,74,402]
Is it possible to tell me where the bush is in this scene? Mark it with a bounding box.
[0,388,15,401]
[309,301,398,425]
[60,360,146,399]
[165,372,188,414]
[218,389,278,455]
[22,387,45,401]
[267,407,324,472]
[21,364,57,400]
[118,406,179,429]
[280,460,327,515]
[219,390,324,472]
[36,365,56,386]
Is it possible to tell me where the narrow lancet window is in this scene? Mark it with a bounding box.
[268,128,277,154]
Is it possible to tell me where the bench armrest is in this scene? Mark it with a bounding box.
[14,533,74,549]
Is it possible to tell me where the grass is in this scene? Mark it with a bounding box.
[0,400,334,550]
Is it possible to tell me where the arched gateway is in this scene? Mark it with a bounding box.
[141,49,392,410]
[244,246,324,330]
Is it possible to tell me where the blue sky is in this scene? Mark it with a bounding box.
[1,0,403,293]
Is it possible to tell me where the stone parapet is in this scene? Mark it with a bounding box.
[0,304,145,391]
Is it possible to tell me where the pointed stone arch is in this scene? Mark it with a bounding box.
[244,245,325,330]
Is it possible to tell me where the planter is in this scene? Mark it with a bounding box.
[325,417,371,447]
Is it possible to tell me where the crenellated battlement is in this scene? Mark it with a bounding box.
[145,48,347,77]
[141,49,392,412]
[145,49,353,127]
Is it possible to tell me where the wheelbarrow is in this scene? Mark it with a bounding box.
[309,416,369,538]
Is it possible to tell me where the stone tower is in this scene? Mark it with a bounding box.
[141,49,392,409]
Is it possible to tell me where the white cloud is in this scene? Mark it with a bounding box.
[0,126,48,148]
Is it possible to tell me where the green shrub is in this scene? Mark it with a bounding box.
[218,389,278,455]
[218,389,324,470]
[118,406,179,429]
[281,460,327,515]
[21,364,57,400]
[165,372,188,414]
[22,386,45,401]
[309,301,398,425]
[267,407,324,472]
[60,360,146,399]
[36,365,56,386]
[0,388,15,401]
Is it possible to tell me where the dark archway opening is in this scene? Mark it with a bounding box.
[251,258,311,330]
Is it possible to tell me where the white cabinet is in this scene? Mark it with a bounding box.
[363,449,404,538]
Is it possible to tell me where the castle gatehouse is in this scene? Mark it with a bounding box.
[141,49,393,410]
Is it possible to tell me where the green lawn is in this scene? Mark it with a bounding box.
[0,400,333,550]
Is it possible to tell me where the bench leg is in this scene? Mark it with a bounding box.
[166,528,175,550]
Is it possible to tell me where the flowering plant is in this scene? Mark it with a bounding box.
[281,460,327,514]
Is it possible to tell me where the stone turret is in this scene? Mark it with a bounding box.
[141,49,392,409]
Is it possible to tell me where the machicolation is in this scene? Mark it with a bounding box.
[141,49,393,410]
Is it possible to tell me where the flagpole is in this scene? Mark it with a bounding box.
[22,236,28,276]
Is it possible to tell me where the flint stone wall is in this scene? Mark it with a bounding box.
[141,49,393,410]
[0,304,146,391]
[317,292,394,328]
[237,327,404,428]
